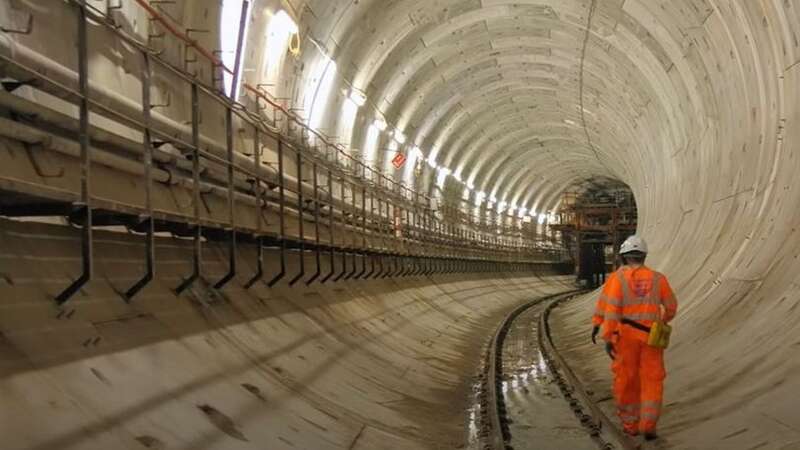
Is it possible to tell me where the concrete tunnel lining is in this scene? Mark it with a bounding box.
[0,0,800,448]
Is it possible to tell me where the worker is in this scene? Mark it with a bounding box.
[590,235,678,440]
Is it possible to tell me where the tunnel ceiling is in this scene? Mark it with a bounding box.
[289,0,701,218]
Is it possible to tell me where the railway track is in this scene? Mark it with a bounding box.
[478,290,639,450]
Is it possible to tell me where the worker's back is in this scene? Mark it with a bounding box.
[594,265,677,343]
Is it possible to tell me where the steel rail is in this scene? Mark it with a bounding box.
[481,289,588,450]
[539,294,639,450]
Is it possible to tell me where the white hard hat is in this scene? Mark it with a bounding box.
[620,235,648,255]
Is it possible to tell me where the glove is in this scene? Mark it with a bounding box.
[605,342,616,360]
[591,326,600,344]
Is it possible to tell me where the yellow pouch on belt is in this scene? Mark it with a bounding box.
[647,321,672,349]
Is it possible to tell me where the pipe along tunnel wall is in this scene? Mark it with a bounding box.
[0,217,573,450]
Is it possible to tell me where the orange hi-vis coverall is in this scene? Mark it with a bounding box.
[592,266,678,435]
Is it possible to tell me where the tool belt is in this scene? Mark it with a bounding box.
[622,318,672,349]
[621,318,651,333]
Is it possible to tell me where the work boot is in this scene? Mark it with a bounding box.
[644,431,658,441]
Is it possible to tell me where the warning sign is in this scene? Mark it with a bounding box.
[391,152,407,169]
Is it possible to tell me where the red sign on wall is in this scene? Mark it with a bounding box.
[391,152,407,169]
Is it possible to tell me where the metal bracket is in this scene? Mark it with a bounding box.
[2,79,37,93]
[1,13,33,34]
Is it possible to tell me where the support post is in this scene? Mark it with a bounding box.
[244,128,264,289]
[175,83,202,294]
[288,146,305,286]
[56,0,93,305]
[267,139,286,287]
[124,52,155,301]
[213,105,237,289]
[306,162,321,285]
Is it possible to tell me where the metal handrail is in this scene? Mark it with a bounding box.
[0,1,563,306]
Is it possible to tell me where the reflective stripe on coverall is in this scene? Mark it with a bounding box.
[592,266,677,434]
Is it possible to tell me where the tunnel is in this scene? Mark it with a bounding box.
[0,0,798,449]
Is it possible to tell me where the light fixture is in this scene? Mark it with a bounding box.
[563,119,577,126]
[349,89,367,107]
[411,146,424,159]
[427,154,437,168]
[272,10,298,35]
[308,58,337,130]
[263,9,299,87]
[373,118,387,131]
[436,167,451,187]
[393,129,406,144]
[220,0,253,99]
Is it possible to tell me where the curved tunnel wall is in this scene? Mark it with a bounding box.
[2,0,800,448]
[288,0,800,444]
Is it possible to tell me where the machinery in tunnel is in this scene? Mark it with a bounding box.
[1,0,800,449]
[553,178,637,287]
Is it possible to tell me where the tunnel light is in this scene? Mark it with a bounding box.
[349,89,367,107]
[220,0,253,99]
[467,181,475,190]
[563,119,577,126]
[436,167,451,187]
[518,207,528,218]
[306,55,337,131]
[411,146,424,160]
[538,213,547,224]
[453,172,463,183]
[272,10,298,35]
[339,96,359,143]
[262,9,298,93]
[388,140,399,151]
[373,118,388,131]
[393,129,406,144]
[427,154,437,168]
[363,124,380,164]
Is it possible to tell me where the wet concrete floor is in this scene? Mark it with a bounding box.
[498,302,596,450]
